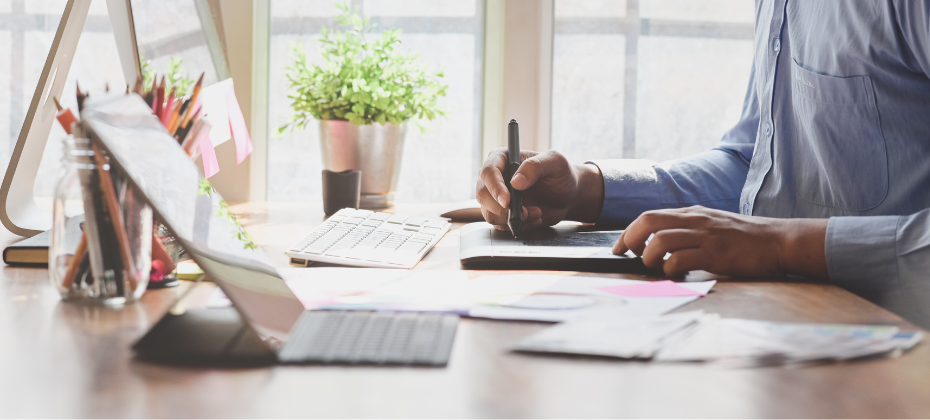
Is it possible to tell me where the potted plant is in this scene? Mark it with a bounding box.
[280,2,448,208]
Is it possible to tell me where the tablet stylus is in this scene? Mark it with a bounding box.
[507,119,523,238]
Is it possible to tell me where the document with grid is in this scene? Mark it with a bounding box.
[286,208,451,269]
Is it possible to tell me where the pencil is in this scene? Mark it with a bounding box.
[145,78,157,109]
[167,100,184,134]
[61,233,88,289]
[162,87,177,127]
[179,73,205,129]
[181,111,204,152]
[76,83,88,111]
[170,99,190,135]
[175,118,194,145]
[90,142,140,292]
[154,76,166,119]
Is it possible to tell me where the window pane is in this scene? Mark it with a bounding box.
[636,36,752,161]
[551,35,626,163]
[552,0,754,163]
[131,0,221,87]
[1,0,64,195]
[555,0,626,18]
[31,1,128,204]
[362,0,477,17]
[639,0,754,23]
[0,30,9,167]
[267,0,484,203]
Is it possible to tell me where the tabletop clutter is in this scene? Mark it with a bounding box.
[207,268,924,368]
[513,310,924,367]
[48,74,212,303]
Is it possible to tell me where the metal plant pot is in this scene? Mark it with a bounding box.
[319,120,407,209]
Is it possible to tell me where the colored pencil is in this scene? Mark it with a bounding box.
[179,73,205,129]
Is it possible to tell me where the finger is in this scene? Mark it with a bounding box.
[613,230,628,255]
[477,184,507,218]
[511,150,569,191]
[525,206,542,222]
[480,148,510,207]
[481,207,509,227]
[523,217,543,230]
[662,248,707,277]
[622,211,702,256]
[640,229,703,269]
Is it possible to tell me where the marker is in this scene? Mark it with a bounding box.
[506,119,523,238]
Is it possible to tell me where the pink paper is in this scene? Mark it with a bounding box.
[199,125,220,178]
[597,280,705,297]
[226,81,253,164]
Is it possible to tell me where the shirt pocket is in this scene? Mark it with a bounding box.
[790,59,888,212]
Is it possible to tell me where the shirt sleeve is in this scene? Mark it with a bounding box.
[827,211,930,327]
[589,62,760,226]
[825,3,930,326]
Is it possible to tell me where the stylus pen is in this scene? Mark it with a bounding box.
[506,119,523,238]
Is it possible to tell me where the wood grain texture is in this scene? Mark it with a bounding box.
[0,201,928,418]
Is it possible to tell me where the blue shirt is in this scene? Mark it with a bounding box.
[590,0,930,328]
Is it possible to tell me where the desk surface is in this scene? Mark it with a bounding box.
[1,201,929,418]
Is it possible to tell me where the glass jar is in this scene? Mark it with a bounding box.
[50,136,152,304]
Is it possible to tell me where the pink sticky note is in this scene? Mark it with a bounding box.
[597,280,705,297]
[199,128,220,178]
[226,81,253,164]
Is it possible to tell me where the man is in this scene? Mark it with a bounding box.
[477,1,930,327]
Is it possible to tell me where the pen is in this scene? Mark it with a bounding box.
[506,119,523,238]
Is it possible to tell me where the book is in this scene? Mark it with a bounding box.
[3,230,49,266]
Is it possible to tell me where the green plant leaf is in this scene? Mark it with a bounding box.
[278,0,448,133]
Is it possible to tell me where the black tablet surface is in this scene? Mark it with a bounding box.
[459,222,649,273]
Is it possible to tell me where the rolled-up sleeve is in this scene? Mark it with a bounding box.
[822,2,930,326]
[827,211,930,327]
[589,63,760,226]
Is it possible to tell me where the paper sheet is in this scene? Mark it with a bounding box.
[199,79,233,147]
[512,310,706,358]
[207,271,716,323]
[598,280,706,297]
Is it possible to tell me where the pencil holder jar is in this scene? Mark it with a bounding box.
[50,136,153,304]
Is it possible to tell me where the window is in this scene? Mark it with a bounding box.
[550,0,754,164]
[267,0,485,203]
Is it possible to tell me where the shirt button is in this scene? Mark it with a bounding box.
[742,203,751,215]
[773,38,781,53]
[763,121,773,137]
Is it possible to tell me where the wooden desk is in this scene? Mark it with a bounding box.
[1,201,929,417]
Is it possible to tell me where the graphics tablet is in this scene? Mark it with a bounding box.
[459,222,648,272]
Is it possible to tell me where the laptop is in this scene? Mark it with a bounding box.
[81,94,458,366]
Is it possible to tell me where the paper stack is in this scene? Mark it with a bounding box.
[512,310,923,367]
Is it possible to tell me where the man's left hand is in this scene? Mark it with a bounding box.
[613,206,829,278]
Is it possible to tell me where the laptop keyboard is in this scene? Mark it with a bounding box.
[277,311,459,366]
[286,208,451,268]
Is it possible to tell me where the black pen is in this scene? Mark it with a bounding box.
[506,119,523,238]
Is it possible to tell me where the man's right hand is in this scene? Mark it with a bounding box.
[476,148,605,231]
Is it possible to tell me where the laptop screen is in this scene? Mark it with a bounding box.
[81,93,305,344]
